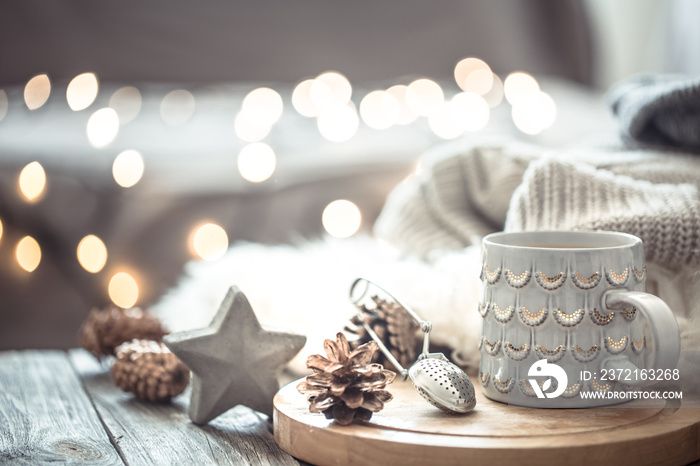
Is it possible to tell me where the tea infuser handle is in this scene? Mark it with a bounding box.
[603,290,680,387]
[349,277,433,356]
[350,277,435,376]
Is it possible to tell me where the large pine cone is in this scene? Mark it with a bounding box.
[79,306,167,358]
[112,339,190,402]
[345,296,420,370]
[297,332,395,426]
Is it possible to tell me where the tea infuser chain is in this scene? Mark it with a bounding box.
[349,278,434,375]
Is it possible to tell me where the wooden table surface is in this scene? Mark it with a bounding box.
[0,350,305,465]
[4,350,699,466]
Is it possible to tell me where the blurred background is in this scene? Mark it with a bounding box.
[0,0,696,349]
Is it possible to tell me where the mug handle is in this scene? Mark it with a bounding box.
[602,290,680,387]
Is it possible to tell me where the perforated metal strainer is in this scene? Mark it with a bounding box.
[349,278,476,414]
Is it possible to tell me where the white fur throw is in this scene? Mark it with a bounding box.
[153,237,483,375]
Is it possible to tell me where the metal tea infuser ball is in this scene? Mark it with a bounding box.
[349,277,476,414]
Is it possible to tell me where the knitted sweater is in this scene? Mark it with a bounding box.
[375,141,700,267]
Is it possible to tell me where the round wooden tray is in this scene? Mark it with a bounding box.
[273,376,700,466]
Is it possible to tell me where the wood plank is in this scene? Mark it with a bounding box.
[275,376,700,466]
[0,350,122,465]
[70,349,300,466]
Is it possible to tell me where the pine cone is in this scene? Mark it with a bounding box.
[345,296,420,370]
[112,339,190,402]
[297,332,395,425]
[79,306,167,358]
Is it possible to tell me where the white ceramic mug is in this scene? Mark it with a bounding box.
[478,231,680,408]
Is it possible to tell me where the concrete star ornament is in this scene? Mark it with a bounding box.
[163,286,306,424]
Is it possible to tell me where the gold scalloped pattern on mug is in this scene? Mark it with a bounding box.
[604,335,628,354]
[479,371,490,387]
[572,271,601,290]
[535,344,566,363]
[572,344,599,362]
[553,308,585,327]
[519,379,537,397]
[632,336,645,354]
[633,265,646,282]
[518,307,548,327]
[561,380,583,398]
[519,378,558,398]
[482,337,501,356]
[493,304,515,324]
[493,376,515,393]
[591,379,614,393]
[621,306,637,321]
[605,267,629,286]
[483,265,501,285]
[504,342,531,361]
[535,271,566,290]
[590,307,614,325]
[478,303,489,318]
[505,269,531,288]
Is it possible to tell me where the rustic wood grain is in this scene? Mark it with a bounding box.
[0,350,122,465]
[275,376,700,466]
[70,349,300,466]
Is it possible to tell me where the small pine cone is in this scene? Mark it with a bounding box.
[297,332,395,426]
[345,296,420,370]
[79,306,167,358]
[112,339,190,402]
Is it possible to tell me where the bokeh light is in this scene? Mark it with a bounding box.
[359,90,400,130]
[322,200,361,238]
[87,108,120,148]
[0,218,3,242]
[386,85,419,125]
[317,103,359,142]
[24,74,51,110]
[511,91,557,135]
[16,236,41,272]
[112,150,145,188]
[504,72,540,105]
[77,235,108,273]
[238,143,276,183]
[235,87,283,141]
[108,272,139,308]
[451,92,490,132]
[406,79,444,116]
[292,79,321,117]
[192,223,229,261]
[454,57,492,93]
[483,74,505,108]
[463,69,494,96]
[310,72,352,111]
[428,102,464,140]
[109,86,142,124]
[234,111,272,142]
[241,87,283,126]
[160,89,195,126]
[19,161,46,202]
[66,72,99,111]
[0,90,8,122]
